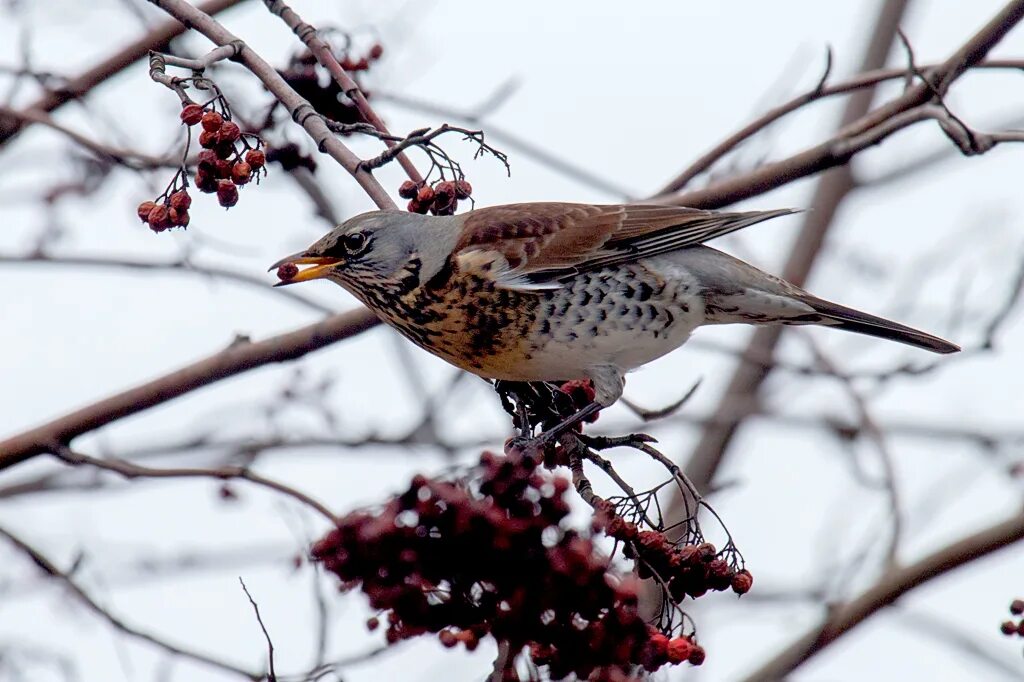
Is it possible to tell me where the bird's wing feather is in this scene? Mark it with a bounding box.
[453,203,796,288]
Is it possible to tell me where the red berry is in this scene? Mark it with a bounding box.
[173,209,190,227]
[454,179,472,199]
[366,617,379,631]
[195,169,218,194]
[245,148,266,169]
[215,141,236,160]
[648,633,669,657]
[731,569,753,595]
[197,149,218,169]
[218,120,241,143]
[438,630,457,648]
[137,200,157,223]
[198,129,217,148]
[277,263,299,281]
[216,180,238,207]
[369,44,384,60]
[180,103,204,126]
[1011,599,1024,615]
[231,161,252,185]
[147,204,171,232]
[666,637,692,664]
[214,159,233,179]
[200,111,223,132]
[416,185,435,204]
[407,198,429,214]
[169,190,192,211]
[397,180,419,199]
[1002,620,1018,636]
[687,644,706,666]
[353,57,369,71]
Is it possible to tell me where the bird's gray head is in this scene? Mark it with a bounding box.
[271,210,459,299]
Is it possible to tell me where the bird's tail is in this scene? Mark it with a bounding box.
[792,296,959,354]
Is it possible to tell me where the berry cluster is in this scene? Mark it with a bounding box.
[399,179,473,215]
[311,449,706,679]
[1000,598,1024,645]
[280,37,384,127]
[594,499,752,601]
[136,101,266,233]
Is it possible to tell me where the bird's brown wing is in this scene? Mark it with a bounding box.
[453,202,796,288]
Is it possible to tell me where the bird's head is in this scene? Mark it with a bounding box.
[271,210,459,297]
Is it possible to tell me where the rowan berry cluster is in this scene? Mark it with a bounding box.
[592,499,751,600]
[136,101,266,233]
[1000,598,1024,644]
[280,37,384,127]
[311,448,708,679]
[399,179,473,215]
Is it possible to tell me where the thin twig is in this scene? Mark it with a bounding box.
[239,578,277,682]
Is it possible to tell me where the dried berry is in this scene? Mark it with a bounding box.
[407,198,429,214]
[416,185,435,204]
[195,169,218,194]
[1011,599,1024,616]
[731,569,753,595]
[147,204,171,232]
[216,180,239,207]
[137,201,157,223]
[169,190,192,211]
[231,161,252,185]
[172,209,190,227]
[666,638,692,664]
[369,44,384,60]
[245,148,266,169]
[197,149,219,169]
[213,159,233,179]
[198,129,217,148]
[454,179,472,199]
[214,141,236,160]
[1002,620,1018,636]
[180,103,204,126]
[200,110,223,132]
[397,180,419,199]
[687,644,706,666]
[218,120,241,143]
[277,262,299,281]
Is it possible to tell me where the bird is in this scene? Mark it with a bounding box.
[272,202,958,434]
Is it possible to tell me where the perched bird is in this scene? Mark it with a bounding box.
[272,203,958,430]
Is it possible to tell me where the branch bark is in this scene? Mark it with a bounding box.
[740,511,1024,680]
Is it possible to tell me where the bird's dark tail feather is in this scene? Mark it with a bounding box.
[794,296,960,355]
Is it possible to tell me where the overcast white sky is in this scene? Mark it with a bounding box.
[2,1,1024,680]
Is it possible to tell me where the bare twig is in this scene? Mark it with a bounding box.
[239,578,277,682]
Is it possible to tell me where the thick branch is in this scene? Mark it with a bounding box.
[741,512,1024,680]
[0,309,379,472]
[0,0,245,146]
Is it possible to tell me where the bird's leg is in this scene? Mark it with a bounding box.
[532,366,623,445]
[533,401,602,445]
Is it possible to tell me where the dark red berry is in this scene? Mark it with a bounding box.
[198,129,217,148]
[147,204,171,232]
[366,617,379,631]
[180,103,204,126]
[137,201,157,223]
[213,159,232,179]
[277,263,299,281]
[201,111,223,132]
[197,149,218,169]
[687,644,706,666]
[231,161,252,185]
[216,180,238,207]
[169,190,192,211]
[407,198,429,214]
[245,148,266,169]
[731,569,753,595]
[172,209,190,227]
[369,44,384,60]
[1011,599,1024,615]
[195,169,218,194]
[218,120,241,143]
[1002,620,1018,636]
[398,180,419,199]
[416,185,435,204]
[666,637,692,664]
[214,141,236,160]
[454,179,472,199]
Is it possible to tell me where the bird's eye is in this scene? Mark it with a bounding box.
[341,232,368,255]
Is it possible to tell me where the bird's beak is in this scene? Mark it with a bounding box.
[269,252,342,286]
